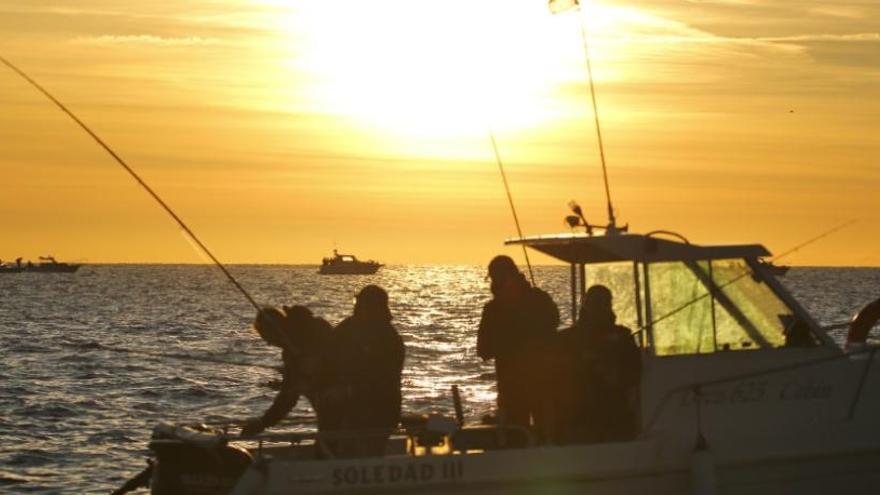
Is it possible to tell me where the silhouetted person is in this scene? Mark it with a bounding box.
[332,285,405,457]
[557,285,641,443]
[477,255,559,442]
[242,306,342,456]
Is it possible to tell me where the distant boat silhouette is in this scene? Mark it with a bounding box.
[318,249,381,275]
[1,256,81,273]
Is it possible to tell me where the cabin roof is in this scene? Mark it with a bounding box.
[505,233,771,264]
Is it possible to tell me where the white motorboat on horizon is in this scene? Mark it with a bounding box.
[319,250,383,275]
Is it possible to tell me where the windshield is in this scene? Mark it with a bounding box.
[647,259,815,356]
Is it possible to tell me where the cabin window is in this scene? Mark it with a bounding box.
[648,259,814,356]
[587,262,641,334]
[648,261,715,355]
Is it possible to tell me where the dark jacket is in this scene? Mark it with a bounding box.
[333,315,405,431]
[557,320,641,443]
[477,280,559,433]
[252,317,337,434]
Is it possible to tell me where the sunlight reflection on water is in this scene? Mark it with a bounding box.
[0,264,877,492]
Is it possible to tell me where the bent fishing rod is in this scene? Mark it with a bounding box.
[489,129,536,286]
[0,56,261,312]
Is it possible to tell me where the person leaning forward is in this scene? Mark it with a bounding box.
[241,306,341,450]
[477,255,560,443]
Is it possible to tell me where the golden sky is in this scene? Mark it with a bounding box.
[1,0,878,265]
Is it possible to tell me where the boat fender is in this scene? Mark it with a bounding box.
[846,298,880,347]
[691,433,718,495]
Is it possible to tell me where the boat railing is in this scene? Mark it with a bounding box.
[641,345,880,435]
[168,418,535,459]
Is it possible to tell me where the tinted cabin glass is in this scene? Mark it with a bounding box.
[649,261,714,355]
[710,259,790,350]
[649,259,807,356]
[588,262,640,333]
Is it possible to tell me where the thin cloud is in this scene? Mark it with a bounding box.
[69,34,223,46]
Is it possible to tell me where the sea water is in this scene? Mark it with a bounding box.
[0,265,877,493]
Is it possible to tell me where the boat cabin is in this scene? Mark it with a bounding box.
[506,231,832,354]
[507,231,857,457]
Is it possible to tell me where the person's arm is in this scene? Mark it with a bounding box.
[477,304,496,361]
[242,364,301,436]
[536,288,560,331]
[617,326,643,388]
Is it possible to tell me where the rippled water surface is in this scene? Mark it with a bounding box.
[1,265,877,493]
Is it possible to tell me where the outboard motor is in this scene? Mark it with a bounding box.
[149,424,253,495]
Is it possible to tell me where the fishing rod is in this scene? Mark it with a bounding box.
[0,56,261,312]
[489,129,536,285]
[91,342,280,371]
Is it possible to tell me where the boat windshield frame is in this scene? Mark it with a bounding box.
[506,233,835,356]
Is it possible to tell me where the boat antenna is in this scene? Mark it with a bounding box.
[0,56,261,312]
[578,3,618,231]
[489,129,536,285]
[554,0,618,232]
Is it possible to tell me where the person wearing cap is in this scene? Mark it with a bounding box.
[331,285,405,457]
[557,284,641,443]
[477,255,560,442]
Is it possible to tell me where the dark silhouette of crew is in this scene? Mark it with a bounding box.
[477,255,560,442]
[557,284,641,443]
[242,305,344,456]
[331,285,405,457]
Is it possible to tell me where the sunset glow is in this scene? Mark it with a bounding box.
[0,0,877,265]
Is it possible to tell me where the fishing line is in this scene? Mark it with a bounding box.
[0,56,261,312]
[489,128,536,286]
[770,219,856,262]
[91,342,279,371]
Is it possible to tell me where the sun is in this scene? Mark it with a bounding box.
[262,0,636,148]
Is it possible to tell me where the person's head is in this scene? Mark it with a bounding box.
[253,306,287,348]
[353,285,392,322]
[578,284,615,329]
[487,255,527,298]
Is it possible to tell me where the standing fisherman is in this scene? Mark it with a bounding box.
[557,285,641,443]
[477,255,560,442]
[332,285,405,457]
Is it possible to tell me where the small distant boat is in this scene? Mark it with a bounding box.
[319,249,382,275]
[0,264,23,273]
[4,256,81,273]
[29,256,81,273]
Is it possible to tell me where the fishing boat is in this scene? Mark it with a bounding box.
[5,3,875,494]
[0,263,23,273]
[319,250,382,275]
[28,256,81,273]
[128,218,880,495]
[0,256,80,273]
